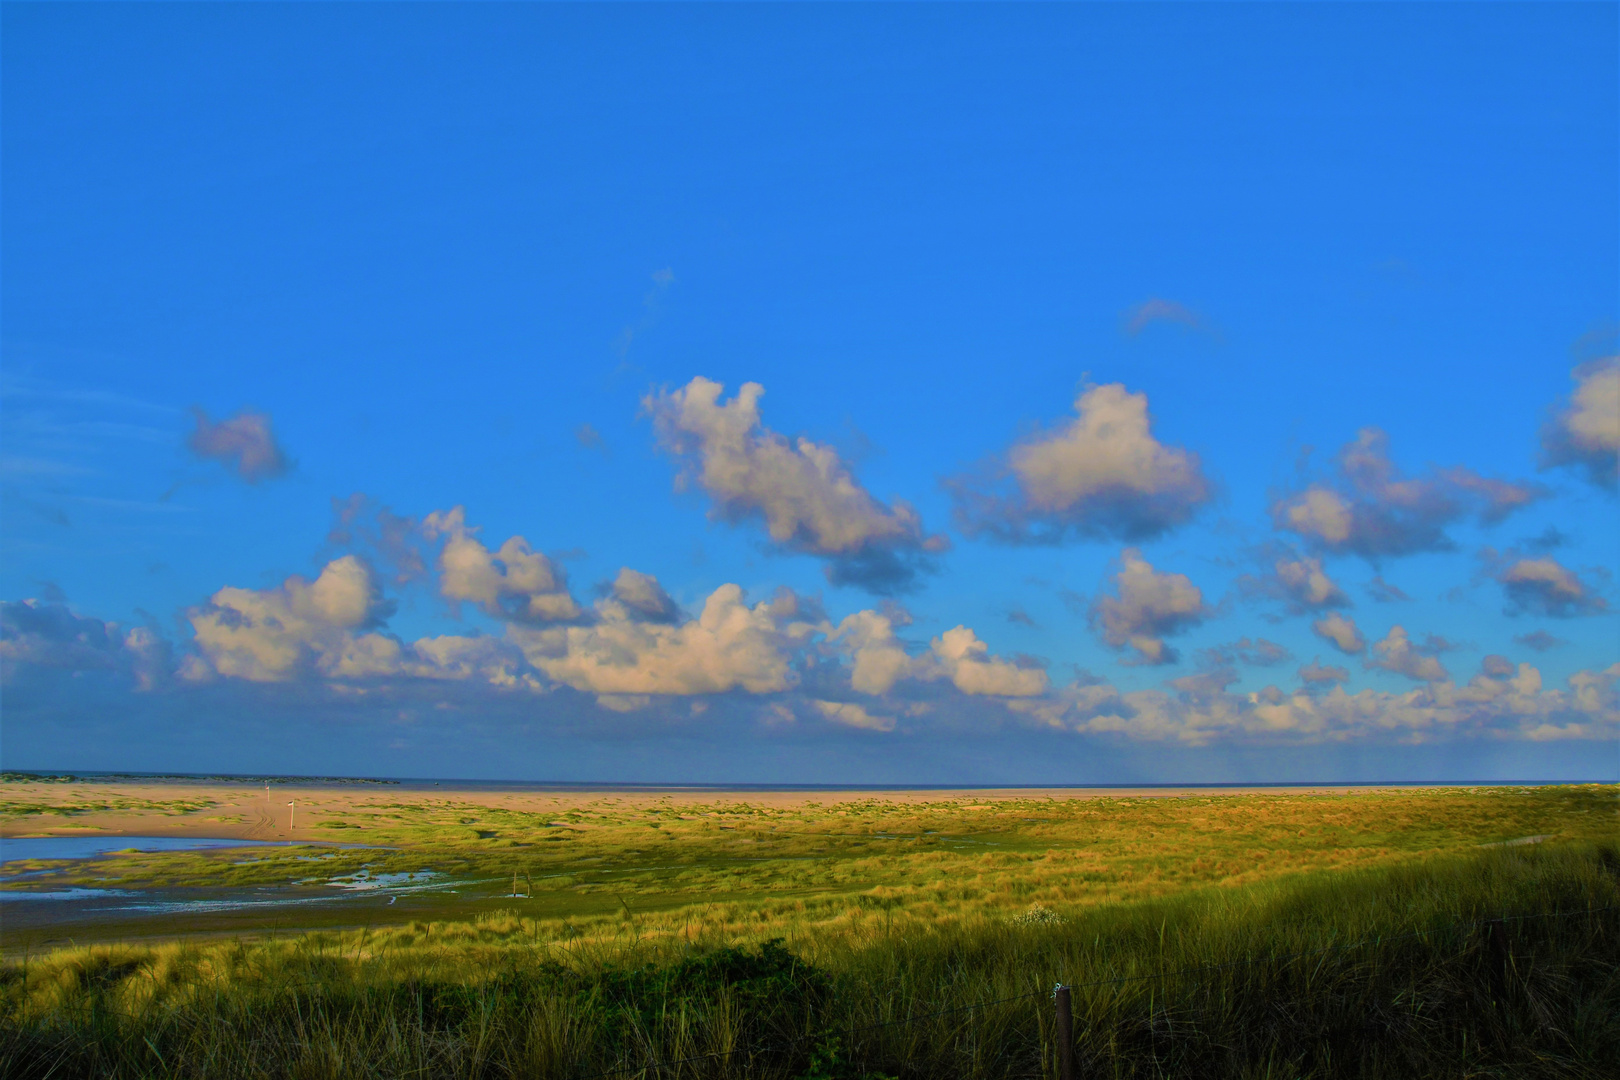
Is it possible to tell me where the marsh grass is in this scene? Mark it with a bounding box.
[3,841,1617,1079]
[9,785,1616,928]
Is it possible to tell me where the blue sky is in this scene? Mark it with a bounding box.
[3,3,1616,783]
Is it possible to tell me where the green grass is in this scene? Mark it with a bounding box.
[6,784,1616,946]
[2,841,1617,1079]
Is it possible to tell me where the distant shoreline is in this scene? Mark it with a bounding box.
[2,769,1613,794]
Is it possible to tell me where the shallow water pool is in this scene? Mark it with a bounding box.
[0,836,275,864]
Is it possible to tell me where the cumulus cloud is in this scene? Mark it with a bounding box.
[828,611,1047,698]
[1366,626,1451,683]
[949,383,1213,545]
[2,598,123,671]
[1493,555,1608,618]
[1299,659,1350,685]
[1540,358,1618,489]
[187,408,291,483]
[609,568,682,623]
[929,626,1049,696]
[1272,429,1542,558]
[183,559,539,689]
[832,609,914,695]
[1167,667,1240,696]
[1090,549,1209,665]
[186,556,399,682]
[644,377,943,593]
[404,632,540,689]
[822,612,1049,696]
[1237,549,1350,614]
[1013,658,1619,746]
[514,582,814,696]
[11,572,1618,749]
[812,699,896,732]
[1274,555,1349,610]
[1,599,170,689]
[1311,612,1366,655]
[422,507,583,624]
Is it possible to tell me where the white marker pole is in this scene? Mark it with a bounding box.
[287,800,295,834]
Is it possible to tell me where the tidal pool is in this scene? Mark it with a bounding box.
[0,836,275,863]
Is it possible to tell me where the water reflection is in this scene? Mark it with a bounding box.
[0,836,274,863]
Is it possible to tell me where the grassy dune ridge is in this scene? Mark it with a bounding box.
[1,842,1617,1078]
[2,784,1617,1077]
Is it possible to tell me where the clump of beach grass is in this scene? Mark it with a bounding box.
[2,840,1616,1079]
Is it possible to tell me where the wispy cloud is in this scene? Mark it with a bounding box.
[1121,298,1217,339]
[613,267,676,360]
[1513,630,1566,653]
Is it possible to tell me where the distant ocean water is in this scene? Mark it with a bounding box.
[2,771,1608,792]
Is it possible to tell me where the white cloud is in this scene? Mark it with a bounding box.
[644,377,942,592]
[422,507,583,624]
[832,609,914,695]
[1540,358,1619,489]
[405,633,540,690]
[182,556,542,690]
[1366,625,1450,683]
[1018,659,1619,746]
[515,581,813,696]
[187,556,395,682]
[1167,667,1241,696]
[1273,428,1542,557]
[609,567,682,623]
[0,599,170,690]
[1274,556,1349,610]
[187,408,291,483]
[596,694,652,713]
[929,626,1049,696]
[812,700,896,732]
[1090,549,1208,665]
[828,610,1045,697]
[1311,612,1366,655]
[951,383,1212,544]
[1495,555,1608,617]
[1299,659,1350,685]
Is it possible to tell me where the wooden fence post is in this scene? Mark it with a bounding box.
[1055,984,1076,1080]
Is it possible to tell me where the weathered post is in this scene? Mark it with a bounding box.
[1055,984,1076,1080]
